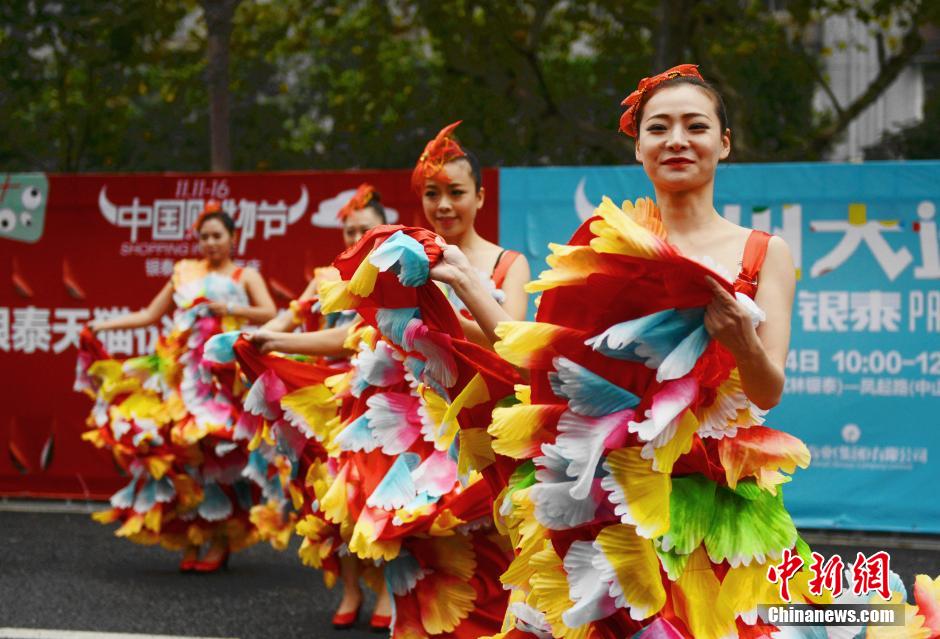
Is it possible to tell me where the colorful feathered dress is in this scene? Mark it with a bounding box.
[314,225,521,638]
[76,260,262,552]
[474,197,826,639]
[212,271,376,589]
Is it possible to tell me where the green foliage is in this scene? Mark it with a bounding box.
[0,0,935,171]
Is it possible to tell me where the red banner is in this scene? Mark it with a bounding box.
[0,169,500,499]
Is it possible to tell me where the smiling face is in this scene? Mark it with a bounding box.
[422,159,483,242]
[634,84,730,194]
[342,206,383,247]
[197,217,234,263]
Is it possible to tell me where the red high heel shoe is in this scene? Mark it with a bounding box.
[331,603,361,630]
[179,548,200,573]
[368,612,391,633]
[192,550,229,573]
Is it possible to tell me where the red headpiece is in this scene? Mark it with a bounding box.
[337,183,376,221]
[193,199,224,232]
[411,121,465,194]
[619,64,703,137]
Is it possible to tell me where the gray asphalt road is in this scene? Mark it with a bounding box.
[0,509,378,639]
[1,507,939,638]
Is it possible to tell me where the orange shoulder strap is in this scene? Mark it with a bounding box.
[491,249,521,289]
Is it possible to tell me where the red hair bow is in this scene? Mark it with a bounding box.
[337,183,375,221]
[193,198,224,232]
[411,121,465,194]
[619,64,702,137]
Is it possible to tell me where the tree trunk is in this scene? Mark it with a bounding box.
[653,0,694,72]
[201,0,240,172]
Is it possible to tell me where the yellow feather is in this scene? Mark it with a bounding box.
[494,321,566,368]
[529,545,592,639]
[651,411,699,473]
[525,244,607,293]
[595,523,667,620]
[348,253,380,296]
[488,403,558,459]
[318,279,361,314]
[457,428,496,475]
[672,547,736,639]
[603,448,671,538]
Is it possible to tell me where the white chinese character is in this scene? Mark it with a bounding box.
[913,448,928,464]
[161,259,175,277]
[0,307,9,351]
[105,328,135,355]
[234,200,257,255]
[892,379,909,396]
[12,306,51,353]
[258,201,289,241]
[876,379,892,396]
[806,376,822,394]
[116,198,153,242]
[810,204,913,281]
[884,446,899,463]
[797,291,818,331]
[133,327,158,355]
[185,200,205,237]
[849,291,901,332]
[914,201,940,280]
[800,350,820,373]
[860,378,876,395]
[145,259,162,277]
[152,200,187,241]
[822,377,839,395]
[818,291,849,332]
[52,308,91,353]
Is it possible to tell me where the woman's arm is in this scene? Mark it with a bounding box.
[260,278,320,332]
[249,325,353,358]
[215,268,277,324]
[704,236,796,409]
[89,280,175,332]
[431,244,517,346]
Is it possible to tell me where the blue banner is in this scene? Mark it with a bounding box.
[499,161,940,533]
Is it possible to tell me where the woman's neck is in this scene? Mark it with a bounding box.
[205,257,233,272]
[654,183,722,240]
[448,226,483,251]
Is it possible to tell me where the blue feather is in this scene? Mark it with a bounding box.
[198,481,234,521]
[132,478,158,513]
[203,331,241,364]
[154,476,176,503]
[549,357,640,416]
[366,452,421,510]
[369,231,430,287]
[376,307,419,346]
[657,324,710,381]
[334,414,379,453]
[109,475,139,509]
[587,308,704,370]
[385,550,426,596]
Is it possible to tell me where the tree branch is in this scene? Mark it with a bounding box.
[808,12,924,156]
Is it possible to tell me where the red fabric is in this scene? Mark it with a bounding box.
[231,336,334,389]
[619,64,703,137]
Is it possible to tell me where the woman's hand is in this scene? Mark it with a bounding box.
[429,241,473,288]
[703,276,760,358]
[205,301,237,317]
[248,329,280,355]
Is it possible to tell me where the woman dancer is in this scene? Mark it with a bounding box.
[432,66,823,638]
[243,185,394,631]
[78,203,276,572]
[415,121,530,346]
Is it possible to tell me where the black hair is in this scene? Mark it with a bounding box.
[455,149,483,192]
[197,211,236,235]
[364,192,387,224]
[635,76,730,136]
